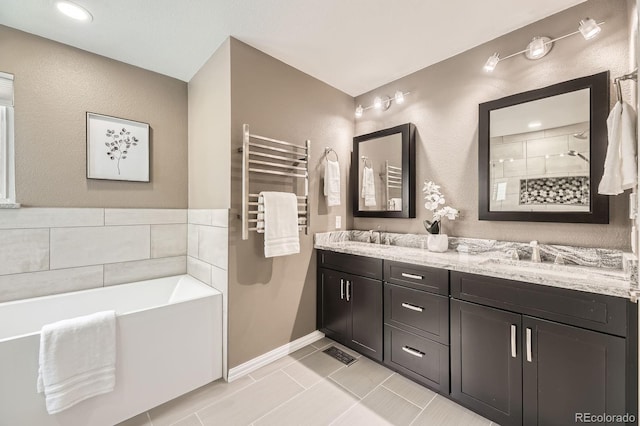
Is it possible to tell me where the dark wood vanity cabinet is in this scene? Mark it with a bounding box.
[450,271,633,426]
[383,261,450,393]
[317,251,383,361]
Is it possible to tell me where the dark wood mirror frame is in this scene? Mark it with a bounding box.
[352,123,416,218]
[478,71,610,223]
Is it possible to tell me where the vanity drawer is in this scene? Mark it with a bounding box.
[384,325,449,394]
[450,271,629,337]
[318,250,382,280]
[384,283,449,344]
[384,261,448,295]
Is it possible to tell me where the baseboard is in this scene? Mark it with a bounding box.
[227,330,325,382]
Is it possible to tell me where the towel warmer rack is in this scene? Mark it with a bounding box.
[384,161,402,203]
[614,69,637,102]
[240,124,310,240]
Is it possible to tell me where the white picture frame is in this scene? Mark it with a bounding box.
[86,112,150,182]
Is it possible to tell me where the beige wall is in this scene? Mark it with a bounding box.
[354,0,635,250]
[0,25,188,208]
[228,38,354,367]
[188,39,231,209]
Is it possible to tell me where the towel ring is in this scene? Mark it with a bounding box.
[361,156,372,168]
[324,147,339,162]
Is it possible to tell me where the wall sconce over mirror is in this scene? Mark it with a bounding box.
[355,91,410,118]
[483,17,603,72]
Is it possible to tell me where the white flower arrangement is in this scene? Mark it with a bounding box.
[422,180,459,234]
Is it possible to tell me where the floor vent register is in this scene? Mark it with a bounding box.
[323,346,357,366]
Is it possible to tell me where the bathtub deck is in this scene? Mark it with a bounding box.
[118,337,493,426]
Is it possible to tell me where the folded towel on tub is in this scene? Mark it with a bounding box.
[37,310,116,414]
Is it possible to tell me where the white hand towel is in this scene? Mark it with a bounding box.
[620,102,638,190]
[361,166,376,207]
[37,310,116,414]
[324,159,341,207]
[260,191,300,258]
[599,101,636,195]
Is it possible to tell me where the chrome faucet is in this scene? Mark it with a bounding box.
[507,249,520,261]
[530,241,541,263]
[368,230,381,244]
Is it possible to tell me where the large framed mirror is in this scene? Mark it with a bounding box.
[478,71,609,223]
[352,123,416,218]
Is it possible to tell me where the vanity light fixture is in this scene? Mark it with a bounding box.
[56,0,93,22]
[483,17,603,72]
[354,91,410,118]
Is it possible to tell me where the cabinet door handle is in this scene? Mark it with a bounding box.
[402,346,424,358]
[340,279,344,300]
[401,302,424,312]
[510,324,517,358]
[346,280,351,302]
[401,272,423,280]
[526,328,532,362]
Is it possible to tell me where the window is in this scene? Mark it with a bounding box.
[0,72,16,205]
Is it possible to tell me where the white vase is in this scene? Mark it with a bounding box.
[427,234,449,252]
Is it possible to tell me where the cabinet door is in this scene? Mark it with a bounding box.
[319,268,349,343]
[350,275,383,361]
[522,316,626,426]
[451,300,523,426]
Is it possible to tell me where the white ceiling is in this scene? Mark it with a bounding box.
[0,0,586,96]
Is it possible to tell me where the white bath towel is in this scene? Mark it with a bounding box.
[599,101,638,195]
[361,166,376,207]
[260,191,300,258]
[324,159,341,207]
[37,310,116,414]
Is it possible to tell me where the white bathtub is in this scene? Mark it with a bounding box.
[0,274,222,426]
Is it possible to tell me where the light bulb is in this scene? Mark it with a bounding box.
[579,18,601,40]
[373,97,382,109]
[527,37,546,59]
[355,105,363,118]
[394,91,405,104]
[56,1,92,21]
[484,53,500,72]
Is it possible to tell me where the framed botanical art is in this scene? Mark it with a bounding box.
[86,112,150,182]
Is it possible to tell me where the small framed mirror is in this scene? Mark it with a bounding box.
[478,71,609,223]
[352,123,416,218]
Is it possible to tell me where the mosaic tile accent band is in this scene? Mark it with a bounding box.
[519,176,589,205]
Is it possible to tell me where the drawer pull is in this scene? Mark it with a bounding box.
[401,272,423,280]
[401,302,424,312]
[511,324,517,358]
[526,328,532,362]
[402,346,424,358]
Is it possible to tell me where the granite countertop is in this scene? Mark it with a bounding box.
[314,232,636,300]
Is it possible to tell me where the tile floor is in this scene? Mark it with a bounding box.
[117,337,495,426]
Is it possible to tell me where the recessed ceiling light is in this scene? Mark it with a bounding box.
[56,1,93,22]
[528,121,542,129]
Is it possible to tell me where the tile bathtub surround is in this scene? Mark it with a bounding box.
[315,231,626,270]
[0,208,188,303]
[117,338,493,426]
[315,232,633,299]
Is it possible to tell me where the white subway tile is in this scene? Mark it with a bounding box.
[526,136,569,157]
[188,224,198,257]
[50,226,150,269]
[188,209,213,225]
[0,208,104,229]
[211,264,228,294]
[187,256,212,285]
[151,224,187,258]
[0,229,49,275]
[198,226,228,270]
[0,266,103,303]
[503,130,545,143]
[105,209,187,225]
[104,256,186,286]
[211,209,229,228]
[490,141,524,161]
